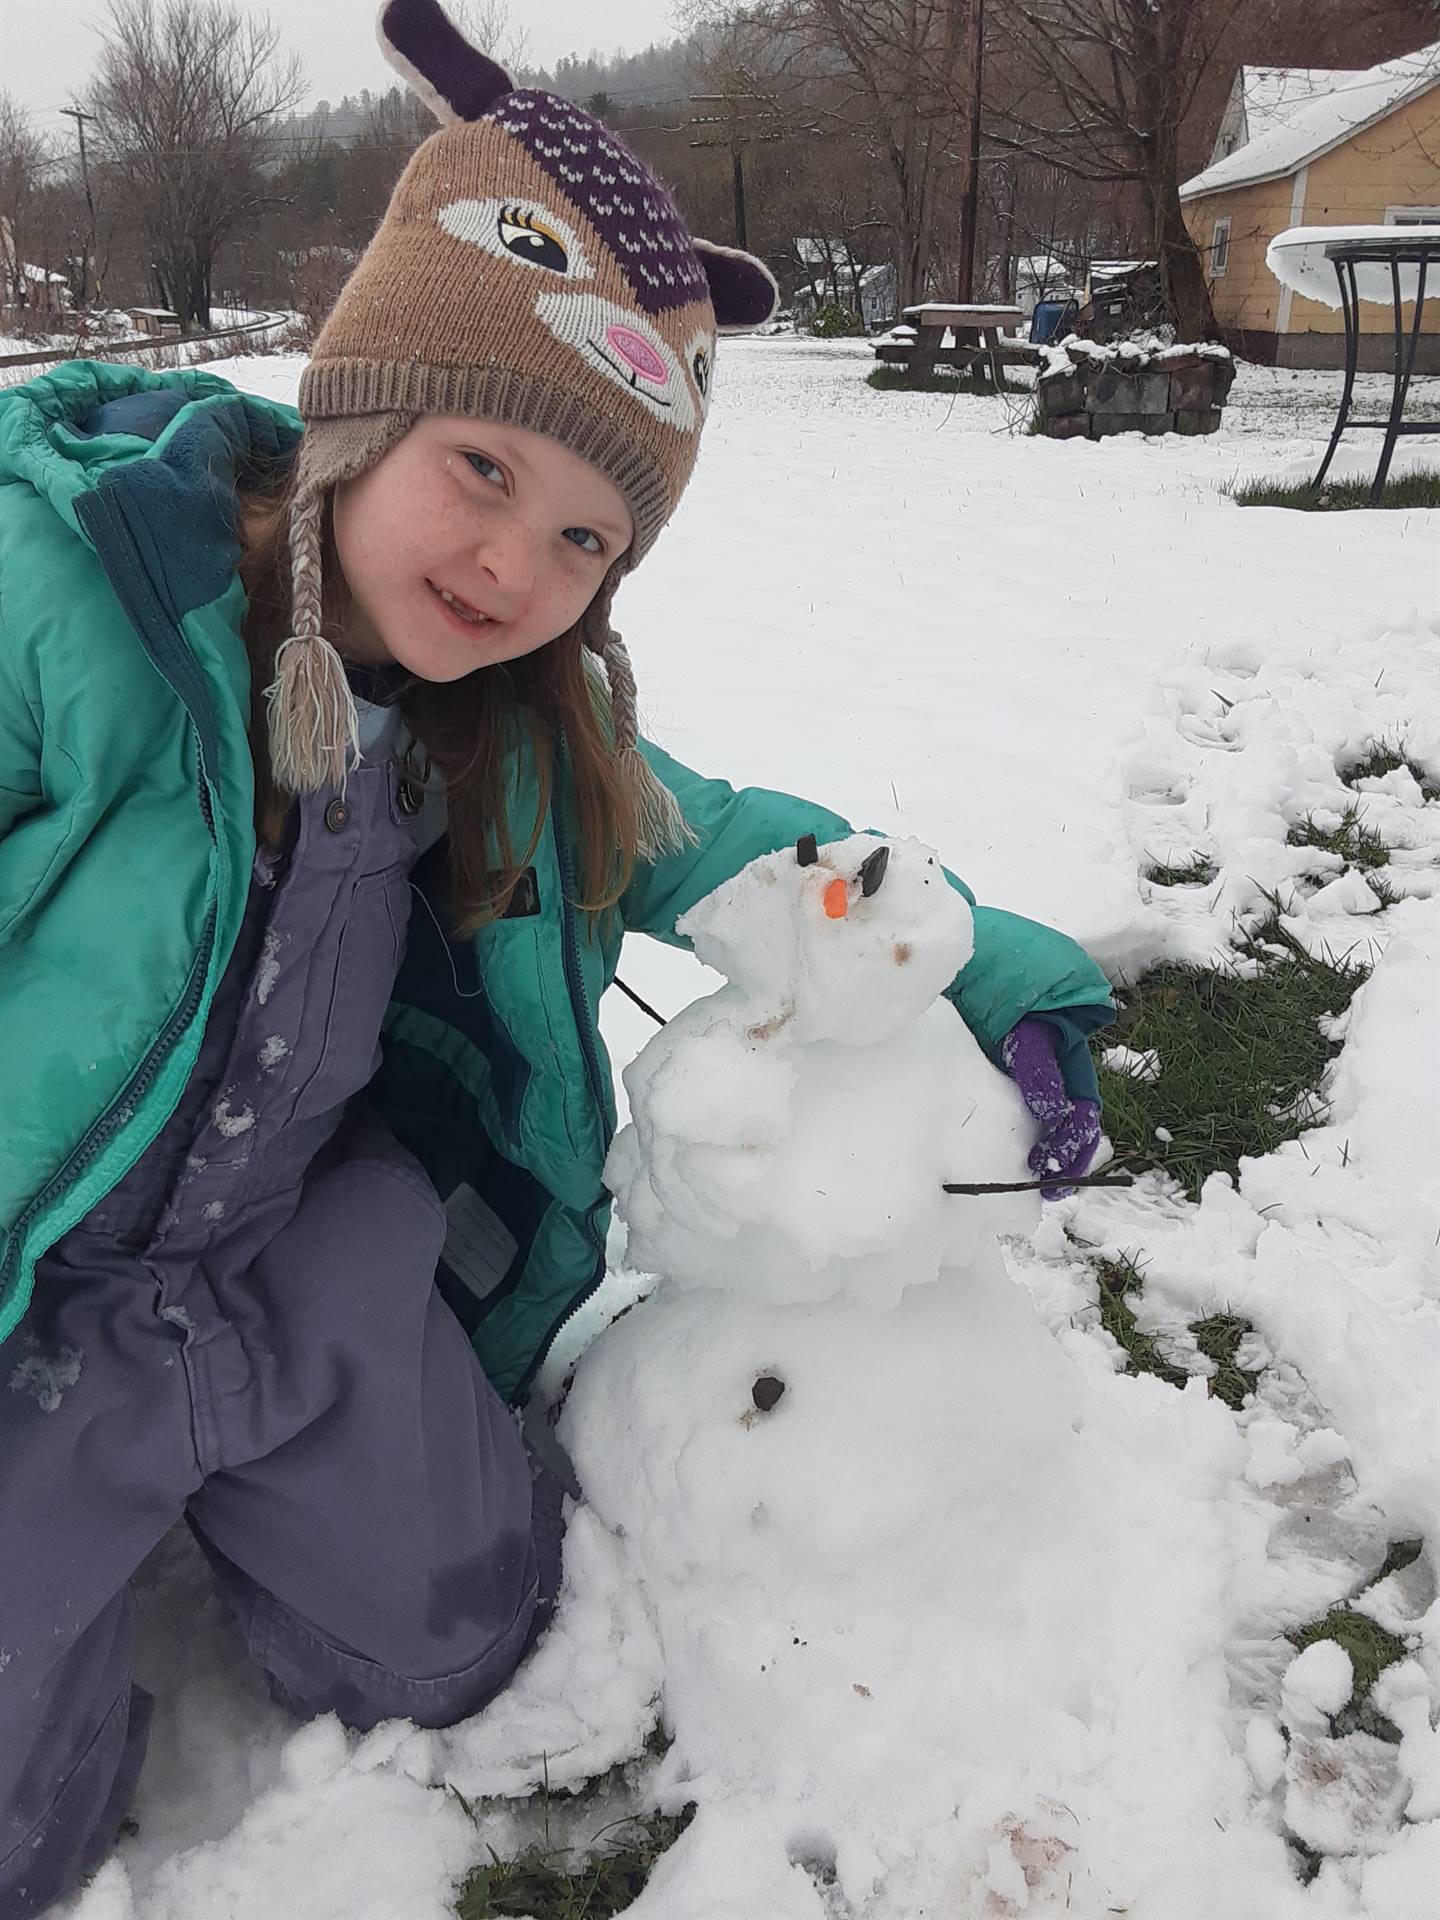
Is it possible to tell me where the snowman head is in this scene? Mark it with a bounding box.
[677,833,974,1044]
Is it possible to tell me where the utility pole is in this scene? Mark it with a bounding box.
[957,0,984,302]
[689,93,764,252]
[60,104,101,309]
[689,70,799,255]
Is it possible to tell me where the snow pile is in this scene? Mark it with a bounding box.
[1017,896,1440,1905]
[1115,613,1440,978]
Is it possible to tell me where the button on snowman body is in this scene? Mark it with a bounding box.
[605,834,1039,1307]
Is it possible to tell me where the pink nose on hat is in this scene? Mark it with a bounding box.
[606,323,669,384]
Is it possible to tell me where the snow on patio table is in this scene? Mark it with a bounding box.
[54,336,1440,1919]
[1267,225,1440,310]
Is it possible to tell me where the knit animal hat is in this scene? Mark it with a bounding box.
[269,0,779,844]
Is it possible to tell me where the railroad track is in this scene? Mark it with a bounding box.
[0,310,291,377]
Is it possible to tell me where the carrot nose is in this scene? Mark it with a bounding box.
[823,877,849,919]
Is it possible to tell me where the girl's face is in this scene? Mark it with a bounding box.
[330,414,635,681]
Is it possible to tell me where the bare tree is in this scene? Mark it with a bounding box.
[457,0,533,72]
[686,1,973,307]
[983,0,1262,338]
[85,0,305,329]
[0,93,50,311]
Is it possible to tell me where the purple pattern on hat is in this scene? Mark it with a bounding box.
[485,90,712,318]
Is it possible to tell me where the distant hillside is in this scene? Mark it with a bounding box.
[273,34,702,153]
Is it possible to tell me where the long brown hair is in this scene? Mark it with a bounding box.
[237,450,640,937]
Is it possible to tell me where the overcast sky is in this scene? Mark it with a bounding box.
[6,0,686,141]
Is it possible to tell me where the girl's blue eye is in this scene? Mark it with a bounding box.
[465,450,603,555]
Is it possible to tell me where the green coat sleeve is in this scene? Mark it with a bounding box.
[622,739,1115,1100]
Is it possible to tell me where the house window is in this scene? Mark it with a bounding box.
[1210,216,1231,278]
[1385,206,1440,225]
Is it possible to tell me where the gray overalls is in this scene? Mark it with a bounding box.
[0,701,559,1918]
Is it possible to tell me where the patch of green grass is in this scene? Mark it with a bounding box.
[1287,805,1391,872]
[1092,1260,1261,1407]
[1343,737,1440,803]
[1227,466,1440,511]
[1094,1254,1191,1389]
[866,364,997,396]
[1145,853,1218,887]
[1284,1539,1427,1743]
[1287,1609,1411,1739]
[1287,806,1399,905]
[455,1810,692,1920]
[1095,916,1370,1199]
[1190,1315,1261,1409]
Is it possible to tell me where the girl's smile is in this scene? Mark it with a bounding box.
[428,579,500,629]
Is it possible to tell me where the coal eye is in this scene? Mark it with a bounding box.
[692,345,711,397]
[498,205,569,272]
[859,845,890,896]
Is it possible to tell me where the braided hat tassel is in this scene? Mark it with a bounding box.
[265,487,362,795]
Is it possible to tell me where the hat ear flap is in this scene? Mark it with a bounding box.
[376,0,512,126]
[693,239,781,332]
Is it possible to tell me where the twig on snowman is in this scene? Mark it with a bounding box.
[943,1171,1136,1195]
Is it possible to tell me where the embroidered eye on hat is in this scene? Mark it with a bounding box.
[268,0,780,841]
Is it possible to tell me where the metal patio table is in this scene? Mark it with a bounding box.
[1311,232,1440,503]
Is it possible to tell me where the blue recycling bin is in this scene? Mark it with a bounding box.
[1030,299,1079,345]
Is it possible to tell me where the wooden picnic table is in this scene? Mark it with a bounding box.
[884,302,1032,390]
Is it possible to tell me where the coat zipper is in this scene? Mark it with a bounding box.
[0,901,217,1296]
[0,485,223,1306]
[522,753,615,1398]
[548,752,612,1152]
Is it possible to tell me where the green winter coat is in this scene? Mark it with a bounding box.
[0,362,1113,1403]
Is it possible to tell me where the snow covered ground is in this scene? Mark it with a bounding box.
[48,337,1440,1919]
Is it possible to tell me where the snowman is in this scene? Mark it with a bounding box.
[555,834,1142,1914]
[604,831,1041,1309]
[458,840,1261,1916]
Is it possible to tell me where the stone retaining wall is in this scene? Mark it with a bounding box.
[1036,341,1236,440]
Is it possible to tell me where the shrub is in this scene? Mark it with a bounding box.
[809,299,865,339]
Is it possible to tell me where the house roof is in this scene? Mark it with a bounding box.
[1181,42,1440,200]
[1239,66,1363,145]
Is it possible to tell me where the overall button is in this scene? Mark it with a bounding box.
[397,780,423,817]
[324,799,351,833]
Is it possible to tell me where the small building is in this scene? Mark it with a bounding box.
[855,264,897,329]
[128,307,181,338]
[21,263,69,315]
[1181,43,1440,371]
[0,220,70,315]
[1013,253,1078,319]
[791,260,897,331]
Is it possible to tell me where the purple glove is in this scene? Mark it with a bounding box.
[1000,1016,1102,1198]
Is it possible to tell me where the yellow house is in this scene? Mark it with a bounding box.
[1181,45,1440,370]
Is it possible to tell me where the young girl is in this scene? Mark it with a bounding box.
[0,1,1112,1908]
